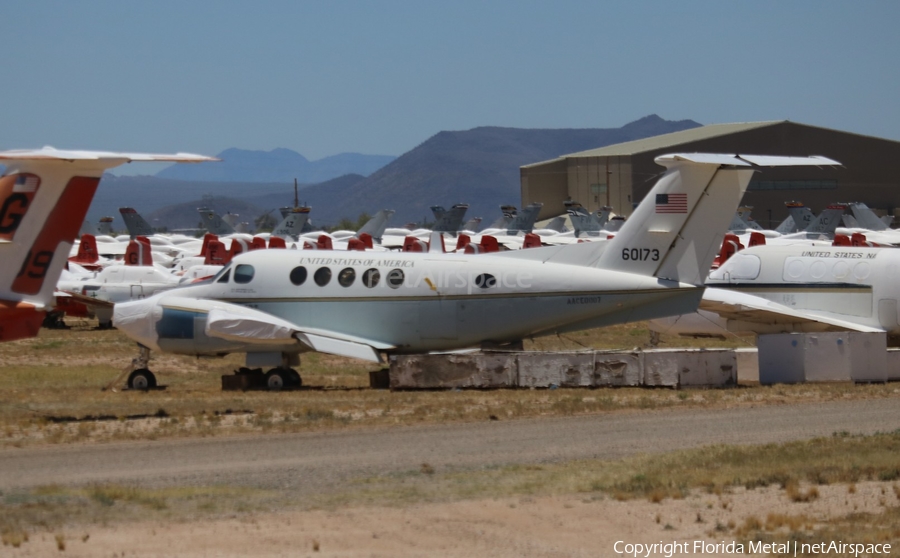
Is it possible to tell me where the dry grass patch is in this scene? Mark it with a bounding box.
[2,322,899,447]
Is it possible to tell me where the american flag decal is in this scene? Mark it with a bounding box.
[655,193,687,214]
[13,174,40,193]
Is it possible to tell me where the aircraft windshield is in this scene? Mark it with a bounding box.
[211,263,232,283]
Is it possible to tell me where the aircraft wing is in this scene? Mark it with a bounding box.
[60,290,115,308]
[200,302,393,363]
[701,288,883,333]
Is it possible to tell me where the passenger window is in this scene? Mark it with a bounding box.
[216,269,231,283]
[475,273,497,289]
[314,267,332,286]
[338,267,356,287]
[362,268,380,288]
[233,264,255,284]
[387,269,404,289]
[290,266,307,286]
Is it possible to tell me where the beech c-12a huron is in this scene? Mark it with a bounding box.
[113,153,839,389]
[0,148,217,342]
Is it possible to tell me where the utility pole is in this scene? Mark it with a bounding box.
[294,178,299,208]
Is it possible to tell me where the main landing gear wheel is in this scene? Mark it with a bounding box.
[264,368,302,390]
[265,369,287,391]
[286,368,302,388]
[127,368,157,390]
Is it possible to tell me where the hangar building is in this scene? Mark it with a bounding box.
[520,121,900,228]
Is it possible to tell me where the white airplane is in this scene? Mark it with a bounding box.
[648,238,900,339]
[0,147,216,342]
[112,153,837,390]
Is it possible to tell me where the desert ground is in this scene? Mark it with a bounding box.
[2,321,900,556]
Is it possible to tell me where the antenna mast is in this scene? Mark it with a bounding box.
[293,178,299,208]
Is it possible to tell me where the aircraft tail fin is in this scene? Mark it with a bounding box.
[97,216,114,235]
[356,209,395,242]
[0,147,214,340]
[271,207,311,239]
[198,208,236,235]
[806,204,847,234]
[786,203,814,232]
[507,202,543,234]
[461,217,482,232]
[850,202,889,231]
[80,219,100,236]
[543,215,568,233]
[432,204,468,233]
[119,207,156,238]
[70,234,100,265]
[596,154,839,285]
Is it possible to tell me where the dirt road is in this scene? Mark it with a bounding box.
[2,397,898,492]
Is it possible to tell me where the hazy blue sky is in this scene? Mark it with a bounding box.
[4,1,898,174]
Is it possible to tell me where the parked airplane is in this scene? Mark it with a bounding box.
[649,239,900,340]
[0,147,215,342]
[113,153,837,389]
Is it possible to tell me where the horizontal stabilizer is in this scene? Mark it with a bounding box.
[0,147,218,164]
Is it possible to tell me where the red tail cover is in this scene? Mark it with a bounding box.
[523,233,541,249]
[455,234,471,251]
[357,233,374,249]
[70,234,99,264]
[268,236,286,249]
[250,237,266,251]
[125,236,153,266]
[205,239,230,265]
[480,235,500,253]
[347,238,367,251]
[748,232,766,247]
[832,234,851,246]
[402,236,427,252]
[230,238,247,258]
[316,235,333,250]
[12,176,101,295]
[199,233,218,257]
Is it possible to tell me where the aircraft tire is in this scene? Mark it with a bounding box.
[128,369,157,390]
[265,369,287,391]
[286,369,302,388]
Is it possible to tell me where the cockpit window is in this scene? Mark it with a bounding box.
[212,263,232,283]
[233,264,255,284]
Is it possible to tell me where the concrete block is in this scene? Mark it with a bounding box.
[735,348,759,383]
[759,332,887,384]
[390,354,516,389]
[592,351,642,386]
[517,352,594,388]
[887,349,900,381]
[643,349,736,388]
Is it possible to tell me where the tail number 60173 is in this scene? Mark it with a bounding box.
[622,248,659,261]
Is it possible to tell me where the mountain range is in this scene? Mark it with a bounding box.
[86,115,702,231]
[156,148,395,184]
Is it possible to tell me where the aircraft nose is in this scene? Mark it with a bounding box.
[113,296,163,351]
